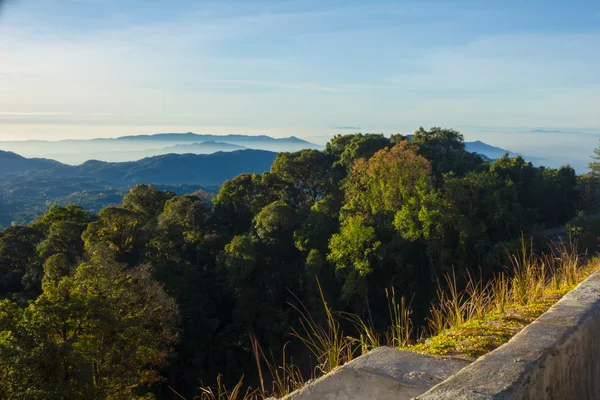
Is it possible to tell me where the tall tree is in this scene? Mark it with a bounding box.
[589,141,600,179]
[82,207,151,266]
[122,184,176,218]
[271,150,338,209]
[0,258,177,399]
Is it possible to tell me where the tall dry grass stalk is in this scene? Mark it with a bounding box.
[191,374,259,400]
[489,272,509,314]
[250,337,305,398]
[547,240,583,289]
[339,311,381,355]
[288,279,354,375]
[385,288,413,348]
[464,269,491,320]
[427,270,468,335]
[509,236,546,305]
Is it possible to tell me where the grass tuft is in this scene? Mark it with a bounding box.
[288,279,355,375]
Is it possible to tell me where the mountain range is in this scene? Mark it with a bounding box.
[0,134,541,183]
[0,133,322,164]
[0,149,277,227]
[0,149,278,187]
[0,132,539,166]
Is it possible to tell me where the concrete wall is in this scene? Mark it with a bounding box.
[417,270,600,400]
[279,347,469,400]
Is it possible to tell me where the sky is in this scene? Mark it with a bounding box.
[0,0,599,148]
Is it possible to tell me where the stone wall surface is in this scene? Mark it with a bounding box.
[279,347,469,400]
[417,270,600,400]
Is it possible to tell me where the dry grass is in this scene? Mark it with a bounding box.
[169,375,259,400]
[384,288,413,348]
[288,279,355,376]
[250,337,306,398]
[412,238,598,358]
[426,238,593,337]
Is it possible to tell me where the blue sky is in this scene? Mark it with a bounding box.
[0,0,599,143]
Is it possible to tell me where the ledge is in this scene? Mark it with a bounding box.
[279,347,469,400]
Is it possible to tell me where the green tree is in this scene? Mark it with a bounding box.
[0,226,44,301]
[0,259,177,399]
[82,207,151,265]
[37,221,86,262]
[35,204,93,231]
[252,200,298,244]
[147,195,227,397]
[589,141,600,180]
[294,197,339,254]
[214,173,285,234]
[325,133,391,168]
[343,141,433,224]
[328,215,381,302]
[122,184,176,217]
[411,126,482,177]
[271,150,338,208]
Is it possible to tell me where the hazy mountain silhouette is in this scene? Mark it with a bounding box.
[465,140,545,163]
[163,141,246,153]
[0,133,322,164]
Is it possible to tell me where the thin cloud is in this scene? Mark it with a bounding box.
[0,112,76,116]
[215,79,343,92]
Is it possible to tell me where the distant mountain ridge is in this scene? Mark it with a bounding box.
[465,140,512,159]
[0,132,541,165]
[0,133,322,164]
[165,141,246,152]
[109,132,313,144]
[0,149,278,187]
[465,140,546,163]
[0,136,542,179]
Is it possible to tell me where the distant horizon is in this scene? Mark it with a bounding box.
[0,124,598,141]
[0,126,596,173]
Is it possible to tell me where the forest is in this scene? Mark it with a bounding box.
[0,128,597,399]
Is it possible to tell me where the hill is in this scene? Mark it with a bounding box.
[0,150,64,174]
[464,140,546,164]
[464,140,511,159]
